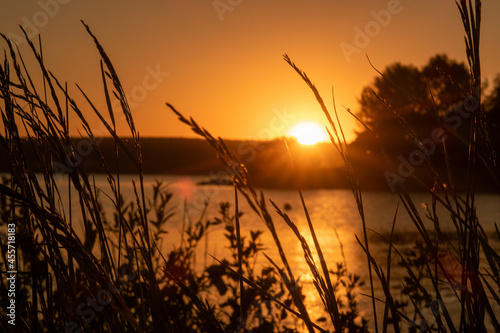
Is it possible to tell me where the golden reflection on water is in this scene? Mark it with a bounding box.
[287,223,367,330]
[48,174,500,332]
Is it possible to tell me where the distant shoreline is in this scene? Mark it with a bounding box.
[2,137,498,192]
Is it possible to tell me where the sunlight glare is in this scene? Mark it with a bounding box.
[288,122,329,145]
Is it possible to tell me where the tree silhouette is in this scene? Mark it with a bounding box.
[355,55,470,148]
[348,54,500,191]
[423,54,471,112]
[359,55,470,123]
[358,62,427,129]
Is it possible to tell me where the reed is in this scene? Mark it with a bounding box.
[1,0,499,332]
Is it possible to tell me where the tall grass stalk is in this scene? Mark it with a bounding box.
[168,103,319,332]
[283,54,379,332]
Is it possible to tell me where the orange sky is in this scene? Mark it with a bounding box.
[1,1,500,142]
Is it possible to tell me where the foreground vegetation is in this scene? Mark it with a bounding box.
[1,0,499,332]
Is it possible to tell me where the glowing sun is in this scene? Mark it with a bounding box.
[288,122,329,145]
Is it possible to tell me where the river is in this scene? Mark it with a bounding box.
[31,174,500,331]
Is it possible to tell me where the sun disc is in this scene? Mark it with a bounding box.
[288,122,328,145]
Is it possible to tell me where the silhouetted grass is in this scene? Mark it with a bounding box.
[1,0,499,332]
[0,23,296,333]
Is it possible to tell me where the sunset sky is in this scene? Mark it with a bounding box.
[1,1,500,142]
